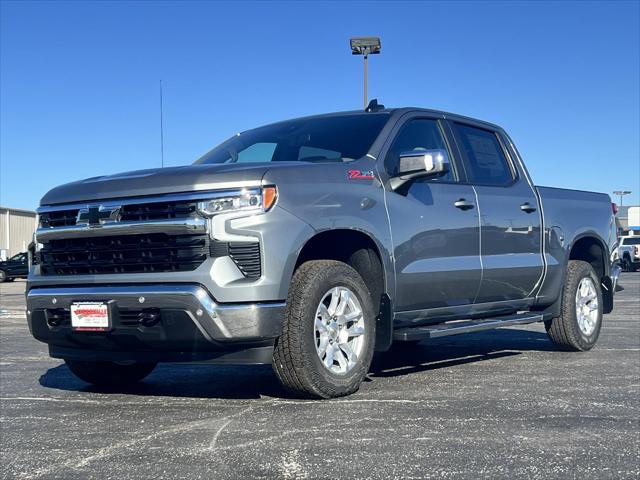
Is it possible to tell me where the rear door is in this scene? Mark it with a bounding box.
[382,116,482,312]
[450,122,544,303]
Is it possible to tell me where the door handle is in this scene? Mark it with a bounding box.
[454,199,475,211]
[520,202,537,213]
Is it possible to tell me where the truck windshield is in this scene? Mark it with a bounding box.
[194,113,390,165]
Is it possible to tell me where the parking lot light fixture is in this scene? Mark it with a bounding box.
[350,37,381,109]
[613,190,632,206]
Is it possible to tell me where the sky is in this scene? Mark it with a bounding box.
[1,0,639,210]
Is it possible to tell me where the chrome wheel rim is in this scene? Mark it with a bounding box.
[314,286,366,375]
[575,277,599,336]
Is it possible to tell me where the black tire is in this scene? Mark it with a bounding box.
[272,260,376,399]
[622,256,631,272]
[65,359,157,386]
[0,270,6,283]
[545,260,603,351]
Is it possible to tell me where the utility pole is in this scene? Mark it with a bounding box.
[350,37,381,109]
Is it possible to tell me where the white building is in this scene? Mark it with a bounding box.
[0,206,38,260]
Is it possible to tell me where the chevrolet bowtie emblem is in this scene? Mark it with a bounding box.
[76,205,122,227]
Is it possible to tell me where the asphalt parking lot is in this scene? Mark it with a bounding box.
[1,275,638,480]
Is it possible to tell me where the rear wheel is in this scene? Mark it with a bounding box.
[272,260,375,398]
[545,260,603,351]
[65,360,157,386]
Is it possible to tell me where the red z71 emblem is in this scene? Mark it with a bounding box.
[348,169,375,180]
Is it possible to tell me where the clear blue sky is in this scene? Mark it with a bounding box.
[1,0,639,210]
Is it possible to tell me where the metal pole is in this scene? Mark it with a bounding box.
[5,210,10,257]
[363,54,368,109]
[160,80,165,168]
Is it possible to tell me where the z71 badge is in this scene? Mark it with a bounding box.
[348,169,375,180]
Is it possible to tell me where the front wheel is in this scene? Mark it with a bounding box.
[545,260,603,351]
[65,360,157,387]
[272,260,376,399]
[0,270,6,283]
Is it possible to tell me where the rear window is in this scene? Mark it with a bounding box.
[453,123,515,186]
[195,113,390,165]
[622,237,640,245]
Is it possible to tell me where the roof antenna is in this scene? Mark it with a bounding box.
[366,98,385,112]
[159,80,165,168]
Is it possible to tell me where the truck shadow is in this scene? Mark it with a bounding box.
[39,328,556,400]
[369,328,556,378]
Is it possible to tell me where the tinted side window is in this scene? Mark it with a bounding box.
[454,124,514,186]
[10,253,26,262]
[385,119,454,182]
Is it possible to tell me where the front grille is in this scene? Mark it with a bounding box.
[39,199,198,228]
[40,233,209,275]
[40,209,80,228]
[119,201,197,222]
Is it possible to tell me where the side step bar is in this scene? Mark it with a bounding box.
[393,312,545,341]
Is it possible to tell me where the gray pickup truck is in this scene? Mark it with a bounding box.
[27,105,621,398]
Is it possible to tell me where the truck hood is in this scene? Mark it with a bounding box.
[40,163,300,206]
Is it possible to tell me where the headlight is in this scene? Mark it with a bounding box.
[197,186,277,217]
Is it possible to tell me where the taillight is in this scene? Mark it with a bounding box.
[612,202,618,215]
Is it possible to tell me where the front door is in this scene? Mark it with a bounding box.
[382,118,482,312]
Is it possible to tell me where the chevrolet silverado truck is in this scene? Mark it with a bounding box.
[618,235,640,271]
[27,105,621,398]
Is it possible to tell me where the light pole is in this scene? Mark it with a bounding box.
[350,37,381,109]
[613,190,632,206]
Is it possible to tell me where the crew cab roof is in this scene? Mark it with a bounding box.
[250,106,504,134]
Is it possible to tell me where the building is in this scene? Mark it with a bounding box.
[0,206,38,260]
[616,205,640,236]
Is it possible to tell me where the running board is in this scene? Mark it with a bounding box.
[393,312,545,341]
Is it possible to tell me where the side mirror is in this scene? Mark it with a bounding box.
[390,149,450,190]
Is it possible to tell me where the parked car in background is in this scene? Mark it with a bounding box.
[618,235,640,271]
[27,105,621,398]
[0,252,28,282]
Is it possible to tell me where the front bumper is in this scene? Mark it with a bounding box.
[26,284,285,363]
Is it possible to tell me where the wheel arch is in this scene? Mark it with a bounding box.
[568,233,609,279]
[567,233,613,314]
[292,228,393,351]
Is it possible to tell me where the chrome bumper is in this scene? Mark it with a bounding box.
[26,284,286,342]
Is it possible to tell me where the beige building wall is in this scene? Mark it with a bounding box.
[0,207,38,259]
